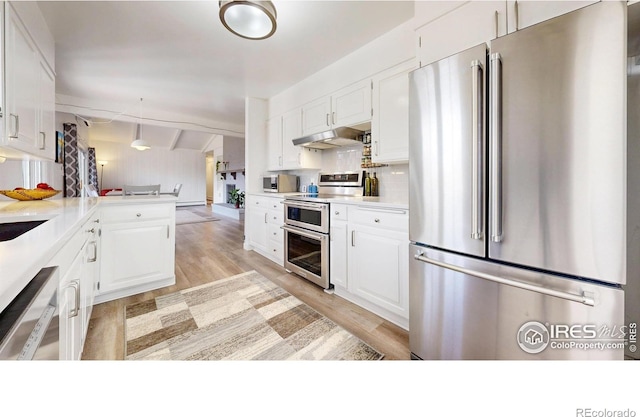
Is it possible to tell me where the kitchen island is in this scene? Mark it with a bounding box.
[0,195,177,359]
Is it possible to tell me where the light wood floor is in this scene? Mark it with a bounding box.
[82,205,410,360]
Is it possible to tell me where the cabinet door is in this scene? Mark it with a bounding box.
[82,231,99,338]
[281,108,303,169]
[330,220,348,289]
[332,79,372,128]
[37,60,56,160]
[506,0,597,33]
[267,117,283,171]
[99,220,173,294]
[416,1,507,67]
[59,249,84,360]
[247,203,269,253]
[4,5,39,153]
[302,96,331,135]
[348,224,409,318]
[371,60,416,164]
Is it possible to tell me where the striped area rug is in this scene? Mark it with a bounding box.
[124,270,384,360]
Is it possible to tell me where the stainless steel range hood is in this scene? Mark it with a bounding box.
[292,126,364,149]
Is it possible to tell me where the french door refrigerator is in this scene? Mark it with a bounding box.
[409,1,636,360]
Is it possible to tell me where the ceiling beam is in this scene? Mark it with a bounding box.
[168,129,183,151]
[201,134,217,153]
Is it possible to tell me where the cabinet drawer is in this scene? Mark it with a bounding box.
[268,223,283,242]
[331,204,349,221]
[101,204,174,223]
[268,208,284,225]
[248,195,279,208]
[267,239,284,262]
[349,206,408,232]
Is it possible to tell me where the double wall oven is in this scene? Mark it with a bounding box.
[282,172,363,291]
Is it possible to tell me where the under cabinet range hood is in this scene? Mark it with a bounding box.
[292,126,363,149]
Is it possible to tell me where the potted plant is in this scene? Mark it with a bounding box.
[228,189,245,208]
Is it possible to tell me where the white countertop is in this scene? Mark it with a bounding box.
[248,192,408,210]
[0,195,177,314]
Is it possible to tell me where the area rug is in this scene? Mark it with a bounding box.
[124,270,384,360]
[175,209,220,225]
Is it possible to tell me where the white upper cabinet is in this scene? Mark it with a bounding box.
[302,96,331,135]
[332,79,372,129]
[371,59,417,164]
[506,1,598,33]
[268,108,322,171]
[416,1,507,67]
[267,117,283,171]
[282,108,303,168]
[301,79,373,136]
[1,2,56,160]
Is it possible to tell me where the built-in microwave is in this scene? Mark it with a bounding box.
[262,174,298,193]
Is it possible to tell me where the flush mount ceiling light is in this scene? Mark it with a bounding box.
[131,98,150,151]
[219,1,277,40]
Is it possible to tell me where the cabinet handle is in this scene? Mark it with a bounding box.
[9,114,19,139]
[39,132,46,150]
[334,211,340,215]
[167,225,170,239]
[514,0,519,31]
[495,10,499,39]
[94,219,100,223]
[264,212,268,223]
[332,112,336,125]
[374,141,379,156]
[86,228,95,234]
[351,230,355,247]
[326,113,330,126]
[87,241,97,263]
[67,281,80,318]
[374,218,380,223]
[136,213,142,217]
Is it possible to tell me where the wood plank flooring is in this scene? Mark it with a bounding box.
[82,205,410,360]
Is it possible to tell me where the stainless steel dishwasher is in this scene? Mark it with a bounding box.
[0,267,60,360]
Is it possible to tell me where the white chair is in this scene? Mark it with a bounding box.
[123,184,160,196]
[85,184,99,197]
[159,183,182,197]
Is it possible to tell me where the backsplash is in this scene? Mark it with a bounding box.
[287,146,408,202]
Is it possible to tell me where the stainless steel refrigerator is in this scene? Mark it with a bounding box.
[409,1,637,360]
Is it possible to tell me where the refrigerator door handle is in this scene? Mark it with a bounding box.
[490,53,503,243]
[471,59,484,240]
[413,252,596,307]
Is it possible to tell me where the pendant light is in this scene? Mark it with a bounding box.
[131,98,150,151]
[219,1,277,40]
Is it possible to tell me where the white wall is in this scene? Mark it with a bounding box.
[92,140,206,205]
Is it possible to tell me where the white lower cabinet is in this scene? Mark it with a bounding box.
[332,204,409,329]
[96,201,176,303]
[246,194,284,265]
[51,211,100,360]
[329,204,349,289]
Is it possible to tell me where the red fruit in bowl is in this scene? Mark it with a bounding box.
[14,187,24,190]
[37,183,50,189]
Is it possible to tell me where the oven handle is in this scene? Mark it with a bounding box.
[281,225,327,241]
[283,201,327,211]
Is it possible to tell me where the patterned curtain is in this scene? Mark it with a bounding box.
[63,123,79,197]
[88,147,98,191]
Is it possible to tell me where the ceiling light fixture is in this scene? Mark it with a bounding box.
[131,98,150,151]
[219,1,277,40]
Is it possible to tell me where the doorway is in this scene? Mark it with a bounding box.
[206,151,215,205]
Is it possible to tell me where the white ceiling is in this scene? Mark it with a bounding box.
[38,1,415,150]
